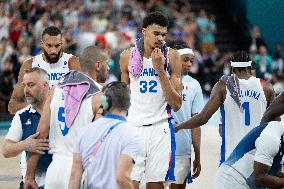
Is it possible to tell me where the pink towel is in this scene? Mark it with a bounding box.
[63,83,90,128]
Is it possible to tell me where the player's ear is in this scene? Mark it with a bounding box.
[142,28,146,36]
[95,61,100,72]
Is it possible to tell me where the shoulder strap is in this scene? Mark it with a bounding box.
[85,121,124,169]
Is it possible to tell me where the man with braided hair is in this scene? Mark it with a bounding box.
[175,51,275,164]
[120,11,182,189]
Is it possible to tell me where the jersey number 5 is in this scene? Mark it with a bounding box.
[242,102,250,126]
[140,80,157,93]
[58,107,69,136]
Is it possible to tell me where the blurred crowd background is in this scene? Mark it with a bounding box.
[0,0,283,114]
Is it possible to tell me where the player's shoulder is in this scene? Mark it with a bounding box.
[183,75,201,88]
[120,48,131,58]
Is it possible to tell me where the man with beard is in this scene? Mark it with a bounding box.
[8,26,81,114]
[24,46,109,189]
[2,68,51,189]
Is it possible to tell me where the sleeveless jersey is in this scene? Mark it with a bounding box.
[32,53,73,87]
[224,121,284,188]
[49,87,94,156]
[127,57,170,126]
[220,76,267,162]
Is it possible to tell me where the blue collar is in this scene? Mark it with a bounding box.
[104,113,126,121]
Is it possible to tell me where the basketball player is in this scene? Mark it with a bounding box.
[214,121,284,189]
[168,41,202,189]
[24,46,109,189]
[8,26,81,114]
[175,51,275,164]
[119,12,182,189]
[218,61,257,137]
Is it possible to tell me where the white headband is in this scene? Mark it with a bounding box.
[178,48,194,56]
[230,61,252,67]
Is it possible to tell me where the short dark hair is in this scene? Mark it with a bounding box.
[103,82,130,112]
[231,51,251,62]
[42,26,62,38]
[168,40,189,50]
[231,51,251,72]
[142,11,168,28]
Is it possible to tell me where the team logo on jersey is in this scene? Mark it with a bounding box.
[63,61,67,68]
[25,119,31,125]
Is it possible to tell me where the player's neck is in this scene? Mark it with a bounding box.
[235,73,251,80]
[144,42,153,59]
[108,109,126,118]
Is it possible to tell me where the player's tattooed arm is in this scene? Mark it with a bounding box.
[119,49,131,85]
[8,58,32,114]
[254,161,284,188]
[68,55,81,71]
[175,81,226,132]
[152,48,182,111]
[261,91,284,124]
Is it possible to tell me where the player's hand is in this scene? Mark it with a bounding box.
[151,48,164,73]
[174,126,180,133]
[24,132,49,154]
[24,177,38,189]
[192,158,201,179]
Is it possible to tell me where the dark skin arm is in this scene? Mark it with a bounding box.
[8,59,32,114]
[68,55,81,71]
[119,49,131,85]
[151,48,182,112]
[175,81,226,132]
[254,161,284,188]
[261,91,284,124]
[191,114,201,179]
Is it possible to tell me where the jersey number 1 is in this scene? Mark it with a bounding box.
[242,102,250,126]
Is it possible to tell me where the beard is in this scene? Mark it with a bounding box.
[25,92,44,107]
[43,49,62,63]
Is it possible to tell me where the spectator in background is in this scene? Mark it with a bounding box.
[0,70,14,113]
[0,37,13,71]
[0,6,10,40]
[271,72,284,96]
[254,45,273,80]
[273,43,284,76]
[248,25,266,52]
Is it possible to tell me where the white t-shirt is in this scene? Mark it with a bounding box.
[74,114,143,189]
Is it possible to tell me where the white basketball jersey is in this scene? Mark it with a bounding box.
[127,57,170,126]
[220,76,267,161]
[32,53,73,87]
[49,87,94,156]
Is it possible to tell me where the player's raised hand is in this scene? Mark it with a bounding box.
[151,48,164,73]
